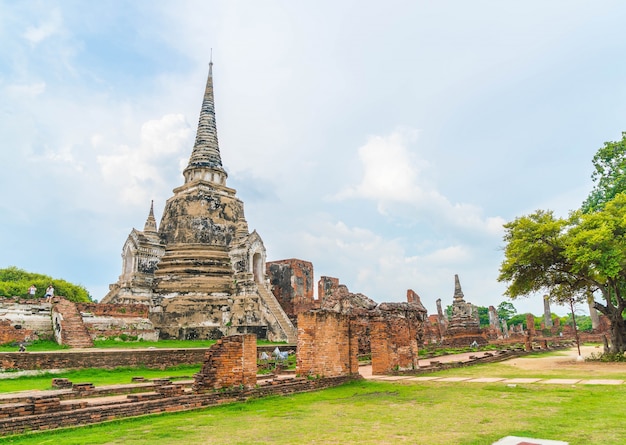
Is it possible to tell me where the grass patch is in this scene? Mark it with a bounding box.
[0,340,67,353]
[3,379,626,444]
[0,364,201,392]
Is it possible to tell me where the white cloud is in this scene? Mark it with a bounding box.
[334,128,505,236]
[6,82,46,98]
[97,114,191,205]
[23,8,63,45]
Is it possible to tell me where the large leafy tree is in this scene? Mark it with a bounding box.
[498,196,626,352]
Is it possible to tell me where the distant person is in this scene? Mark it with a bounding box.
[18,343,26,352]
[28,284,37,298]
[45,285,54,303]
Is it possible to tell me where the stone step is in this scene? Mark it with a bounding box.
[53,298,94,349]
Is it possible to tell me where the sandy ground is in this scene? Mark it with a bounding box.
[500,344,626,375]
[360,345,626,378]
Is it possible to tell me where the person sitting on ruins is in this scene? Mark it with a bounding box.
[28,284,37,298]
[45,285,54,303]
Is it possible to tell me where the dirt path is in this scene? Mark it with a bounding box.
[360,345,626,378]
[500,344,626,375]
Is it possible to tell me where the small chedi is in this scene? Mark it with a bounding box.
[435,274,488,346]
[102,62,296,343]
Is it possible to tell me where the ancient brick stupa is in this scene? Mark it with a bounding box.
[102,61,296,343]
[442,274,487,346]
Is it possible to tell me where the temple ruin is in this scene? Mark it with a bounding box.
[101,62,296,343]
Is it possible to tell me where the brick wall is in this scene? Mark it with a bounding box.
[266,259,318,322]
[0,349,209,371]
[296,310,358,378]
[370,305,422,375]
[317,276,339,300]
[193,334,257,391]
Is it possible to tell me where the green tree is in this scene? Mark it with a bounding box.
[507,313,530,329]
[476,306,490,328]
[582,132,626,213]
[498,196,626,352]
[496,301,517,322]
[0,266,91,303]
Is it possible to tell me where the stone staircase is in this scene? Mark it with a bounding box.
[52,298,94,348]
[257,285,298,344]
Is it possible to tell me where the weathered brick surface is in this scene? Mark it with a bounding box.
[296,311,358,378]
[266,259,318,323]
[0,345,289,372]
[370,304,422,375]
[0,349,209,371]
[193,334,257,390]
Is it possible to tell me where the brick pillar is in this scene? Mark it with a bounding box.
[526,313,536,336]
[193,334,257,391]
[370,308,421,375]
[296,311,358,378]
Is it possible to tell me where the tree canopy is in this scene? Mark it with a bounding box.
[0,266,92,303]
[496,301,517,322]
[582,131,626,213]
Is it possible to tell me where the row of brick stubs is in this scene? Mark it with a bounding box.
[0,375,360,436]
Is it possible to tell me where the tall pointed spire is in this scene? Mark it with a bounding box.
[453,274,464,301]
[143,200,158,234]
[183,54,227,185]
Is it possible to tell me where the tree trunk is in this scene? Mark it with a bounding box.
[593,299,626,353]
[607,312,626,353]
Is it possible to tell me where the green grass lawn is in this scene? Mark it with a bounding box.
[3,378,626,445]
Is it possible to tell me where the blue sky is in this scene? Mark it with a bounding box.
[2,1,626,317]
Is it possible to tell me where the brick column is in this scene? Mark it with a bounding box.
[193,334,257,391]
[370,311,420,375]
[296,311,358,378]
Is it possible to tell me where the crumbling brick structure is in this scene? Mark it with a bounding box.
[296,311,359,378]
[193,334,257,391]
[370,303,423,374]
[266,259,317,325]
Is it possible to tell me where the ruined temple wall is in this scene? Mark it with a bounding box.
[0,301,53,344]
[76,303,149,318]
[266,259,318,323]
[318,276,340,301]
[193,334,257,391]
[370,306,422,375]
[296,311,358,378]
